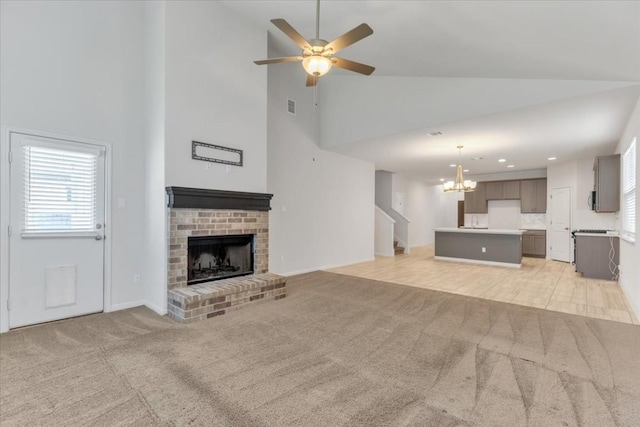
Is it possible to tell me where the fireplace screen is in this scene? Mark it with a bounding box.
[188,234,254,285]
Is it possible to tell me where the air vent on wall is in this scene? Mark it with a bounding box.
[287,98,296,115]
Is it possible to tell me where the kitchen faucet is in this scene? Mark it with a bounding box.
[472,215,479,228]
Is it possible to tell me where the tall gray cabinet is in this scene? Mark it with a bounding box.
[520,179,547,213]
[593,154,620,212]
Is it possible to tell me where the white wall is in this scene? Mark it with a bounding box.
[467,168,547,183]
[0,1,147,328]
[319,76,637,149]
[267,42,375,275]
[392,174,434,247]
[143,1,167,314]
[375,171,393,208]
[375,207,395,257]
[547,157,619,233]
[433,188,465,229]
[615,97,640,318]
[164,1,267,193]
[573,157,618,230]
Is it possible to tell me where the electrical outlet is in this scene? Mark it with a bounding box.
[205,163,212,170]
[482,247,486,253]
[134,274,141,284]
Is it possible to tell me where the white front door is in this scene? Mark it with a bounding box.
[550,187,571,262]
[9,132,106,328]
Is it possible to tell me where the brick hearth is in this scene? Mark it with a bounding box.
[165,187,285,323]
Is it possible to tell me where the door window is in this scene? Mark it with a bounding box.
[22,144,100,236]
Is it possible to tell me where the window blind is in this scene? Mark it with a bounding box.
[23,145,98,234]
[622,138,636,237]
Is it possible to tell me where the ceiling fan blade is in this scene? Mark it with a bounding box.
[271,19,311,50]
[324,23,373,54]
[306,74,318,87]
[331,57,375,75]
[254,56,303,65]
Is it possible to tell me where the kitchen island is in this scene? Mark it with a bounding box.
[434,228,523,268]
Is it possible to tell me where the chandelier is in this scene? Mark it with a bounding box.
[443,145,477,192]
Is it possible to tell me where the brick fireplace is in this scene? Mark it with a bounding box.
[165,187,285,323]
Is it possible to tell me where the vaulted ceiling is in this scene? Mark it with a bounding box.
[222,0,640,183]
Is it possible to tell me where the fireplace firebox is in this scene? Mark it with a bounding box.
[187,234,254,285]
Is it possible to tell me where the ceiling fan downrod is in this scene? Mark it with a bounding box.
[315,0,320,39]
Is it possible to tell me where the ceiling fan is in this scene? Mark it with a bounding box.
[253,0,375,87]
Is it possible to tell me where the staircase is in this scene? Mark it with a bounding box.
[394,240,405,256]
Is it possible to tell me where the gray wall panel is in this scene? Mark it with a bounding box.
[435,232,522,264]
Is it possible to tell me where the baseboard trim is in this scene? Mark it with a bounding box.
[279,258,376,277]
[374,251,394,257]
[105,300,167,316]
[144,300,167,316]
[106,300,146,312]
[434,256,521,269]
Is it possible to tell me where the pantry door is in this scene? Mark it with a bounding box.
[8,132,106,328]
[550,187,571,262]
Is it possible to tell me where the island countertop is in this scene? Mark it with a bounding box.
[435,228,524,235]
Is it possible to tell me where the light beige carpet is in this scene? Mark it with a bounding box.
[1,271,639,426]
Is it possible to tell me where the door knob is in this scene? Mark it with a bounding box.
[95,235,103,241]
[564,227,569,230]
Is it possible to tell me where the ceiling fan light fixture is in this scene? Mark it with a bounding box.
[302,55,332,76]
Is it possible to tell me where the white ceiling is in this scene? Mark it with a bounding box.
[222,1,640,183]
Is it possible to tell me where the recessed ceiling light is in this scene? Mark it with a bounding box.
[439,178,445,182]
[450,164,456,167]
[548,157,557,160]
[507,165,515,168]
[498,159,506,163]
[463,169,470,173]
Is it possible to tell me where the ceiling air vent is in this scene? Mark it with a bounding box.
[287,98,296,115]
[429,131,443,136]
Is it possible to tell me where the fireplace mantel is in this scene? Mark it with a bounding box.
[166,187,273,211]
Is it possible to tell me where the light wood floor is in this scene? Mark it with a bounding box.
[328,246,639,325]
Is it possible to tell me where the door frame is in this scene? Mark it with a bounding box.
[0,126,113,333]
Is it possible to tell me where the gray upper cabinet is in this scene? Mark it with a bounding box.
[502,180,521,199]
[464,182,487,213]
[535,179,547,213]
[485,180,520,200]
[485,182,503,200]
[593,154,620,212]
[520,179,547,213]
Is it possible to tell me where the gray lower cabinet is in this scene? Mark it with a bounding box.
[575,235,619,280]
[522,230,546,257]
